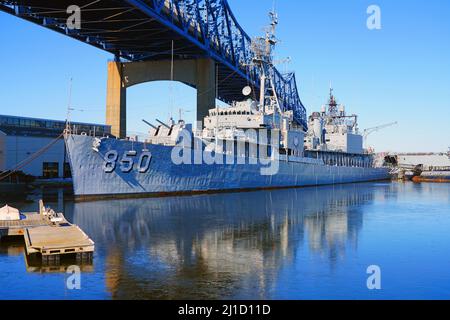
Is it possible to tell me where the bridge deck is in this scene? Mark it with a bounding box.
[0,0,308,128]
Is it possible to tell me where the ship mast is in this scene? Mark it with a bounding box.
[328,85,338,115]
[252,10,280,117]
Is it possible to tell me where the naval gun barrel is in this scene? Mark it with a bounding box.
[156,119,171,129]
[142,119,158,130]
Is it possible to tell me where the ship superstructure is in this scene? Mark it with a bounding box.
[305,88,362,155]
[303,88,375,169]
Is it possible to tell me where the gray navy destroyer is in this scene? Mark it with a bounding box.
[65,13,390,200]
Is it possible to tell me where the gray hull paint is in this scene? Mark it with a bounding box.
[65,134,390,198]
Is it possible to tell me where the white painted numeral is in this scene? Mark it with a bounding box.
[120,151,136,173]
[103,150,118,173]
[103,150,151,174]
[138,152,152,173]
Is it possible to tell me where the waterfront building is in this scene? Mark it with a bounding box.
[0,114,111,179]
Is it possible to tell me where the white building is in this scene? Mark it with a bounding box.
[0,115,111,179]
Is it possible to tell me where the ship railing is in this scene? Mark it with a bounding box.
[425,166,450,172]
[68,124,111,138]
[147,136,178,146]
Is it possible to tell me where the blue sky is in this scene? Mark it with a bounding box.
[0,0,449,152]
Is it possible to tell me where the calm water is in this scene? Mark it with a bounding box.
[1,182,450,300]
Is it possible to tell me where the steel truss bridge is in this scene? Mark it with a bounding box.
[0,0,308,128]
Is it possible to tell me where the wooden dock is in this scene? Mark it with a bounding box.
[0,213,48,237]
[0,201,94,264]
[24,225,94,264]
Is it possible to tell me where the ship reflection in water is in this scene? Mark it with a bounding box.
[1,182,450,299]
[71,184,371,300]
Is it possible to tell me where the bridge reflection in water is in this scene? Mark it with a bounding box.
[63,183,383,299]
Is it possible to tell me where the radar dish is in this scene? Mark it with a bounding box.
[242,86,252,97]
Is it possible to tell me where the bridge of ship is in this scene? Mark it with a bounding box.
[0,0,308,137]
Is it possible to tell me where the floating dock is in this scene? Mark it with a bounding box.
[412,171,450,183]
[0,213,47,237]
[0,201,94,264]
[24,225,94,264]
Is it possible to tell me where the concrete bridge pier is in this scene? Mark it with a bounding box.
[106,62,127,139]
[106,58,217,138]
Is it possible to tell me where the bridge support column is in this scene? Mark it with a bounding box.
[106,58,216,137]
[106,61,127,138]
[196,58,216,126]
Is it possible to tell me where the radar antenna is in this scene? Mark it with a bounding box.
[250,9,281,116]
[328,85,338,115]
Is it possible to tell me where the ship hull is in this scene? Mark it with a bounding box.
[412,172,450,183]
[65,134,390,200]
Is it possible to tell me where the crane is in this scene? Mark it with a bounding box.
[363,122,398,148]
